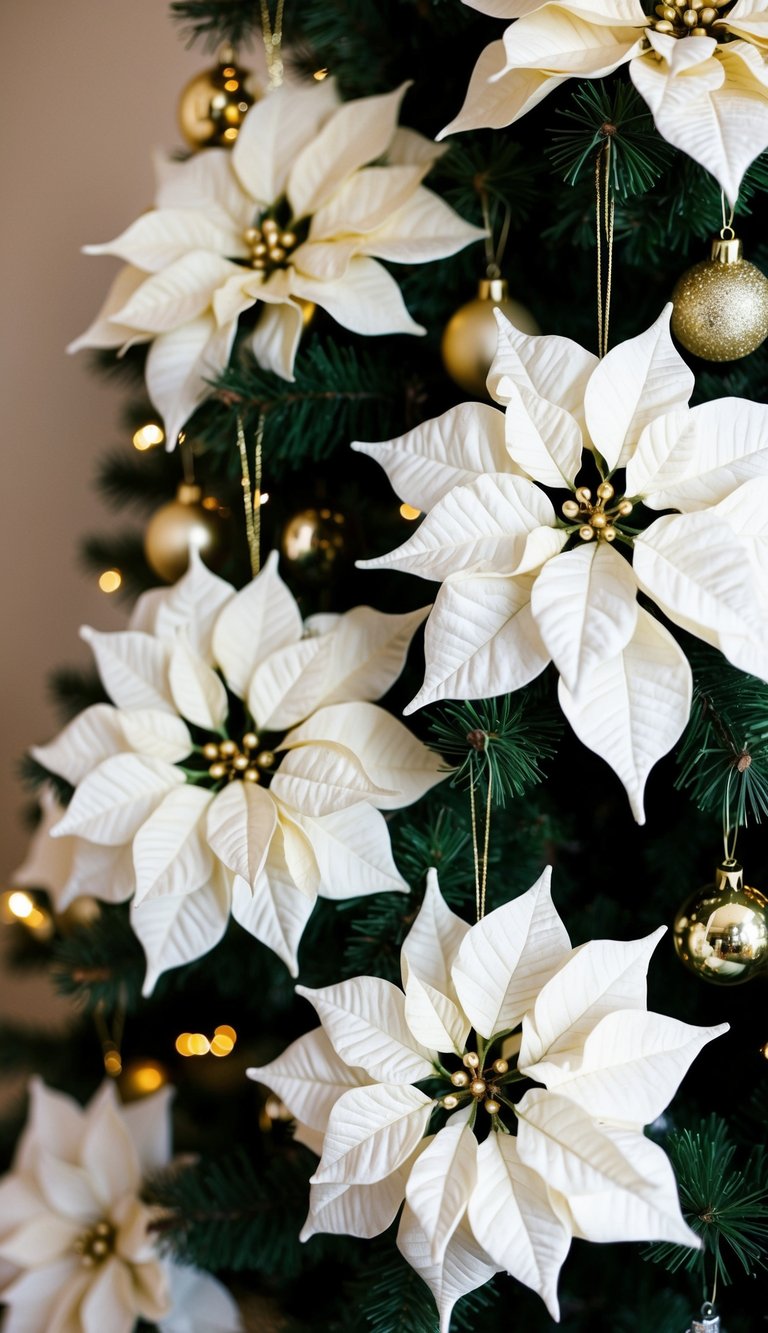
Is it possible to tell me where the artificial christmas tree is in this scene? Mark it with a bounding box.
[3,2,768,1331]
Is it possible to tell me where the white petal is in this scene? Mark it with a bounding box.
[488,309,598,432]
[31,705,132,786]
[121,1085,174,1173]
[212,549,302,697]
[557,607,693,824]
[248,1027,366,1132]
[84,208,246,272]
[360,186,485,264]
[503,379,584,487]
[132,786,214,903]
[17,1077,84,1168]
[297,976,435,1083]
[583,304,693,470]
[168,642,228,731]
[536,1009,728,1124]
[439,40,563,139]
[80,627,173,714]
[310,164,426,240]
[302,1168,407,1241]
[35,1151,98,1222]
[516,1087,652,1197]
[52,754,184,845]
[312,1083,433,1185]
[0,1260,82,1332]
[145,315,236,448]
[133,873,231,996]
[162,1264,242,1333]
[68,265,153,353]
[116,710,193,764]
[155,143,252,226]
[299,804,408,899]
[249,299,305,380]
[292,256,424,338]
[232,80,340,206]
[139,547,234,658]
[396,1207,498,1333]
[629,398,768,512]
[0,1211,82,1267]
[247,636,324,730]
[452,866,571,1040]
[360,473,557,582]
[283,702,443,810]
[406,572,550,713]
[496,6,646,80]
[519,927,666,1071]
[81,1098,140,1208]
[115,252,240,333]
[353,402,510,512]
[404,975,470,1055]
[206,781,277,890]
[80,1258,136,1333]
[231,847,315,978]
[401,868,470,994]
[406,1125,478,1263]
[271,744,383,816]
[288,84,408,219]
[531,543,638,697]
[468,1134,570,1321]
[279,813,321,898]
[60,841,136,910]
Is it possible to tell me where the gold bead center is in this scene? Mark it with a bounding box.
[651,0,730,39]
[203,735,276,784]
[562,483,632,543]
[244,218,298,273]
[74,1219,116,1268]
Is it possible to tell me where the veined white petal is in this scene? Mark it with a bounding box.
[402,868,470,995]
[312,1083,433,1185]
[139,547,234,659]
[80,627,173,714]
[248,637,326,732]
[206,781,278,890]
[360,186,486,264]
[52,754,184,846]
[503,379,583,487]
[155,144,253,229]
[212,549,302,696]
[31,705,134,786]
[249,299,305,381]
[309,165,426,240]
[59,841,136,910]
[288,84,409,219]
[132,786,214,903]
[81,1098,141,1208]
[232,79,340,206]
[489,309,598,433]
[299,804,408,900]
[248,1028,367,1133]
[68,265,152,354]
[271,744,384,817]
[133,873,231,997]
[631,399,768,512]
[83,209,247,272]
[114,252,241,334]
[404,975,470,1055]
[146,315,237,449]
[405,1125,478,1263]
[231,841,316,978]
[302,1168,408,1241]
[439,41,564,139]
[292,256,424,337]
[296,976,435,1083]
[396,1207,498,1333]
[168,642,228,731]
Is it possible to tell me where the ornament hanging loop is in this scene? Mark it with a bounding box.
[479,189,511,282]
[469,740,493,923]
[595,135,616,359]
[722,767,739,865]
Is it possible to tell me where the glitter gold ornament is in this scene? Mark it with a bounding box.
[280,506,350,584]
[441,277,539,397]
[671,231,768,362]
[178,47,256,150]
[673,859,768,985]
[144,482,228,583]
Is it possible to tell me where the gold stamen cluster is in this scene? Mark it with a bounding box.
[561,482,633,543]
[441,1050,510,1117]
[244,217,298,272]
[651,0,729,38]
[74,1219,116,1268]
[203,734,276,784]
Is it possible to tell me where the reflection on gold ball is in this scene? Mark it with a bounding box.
[441,278,539,397]
[144,483,228,583]
[280,506,349,584]
[674,860,768,985]
[671,235,768,361]
[178,52,257,150]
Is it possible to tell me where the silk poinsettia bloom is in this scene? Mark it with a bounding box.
[32,551,443,990]
[355,304,768,821]
[69,78,483,446]
[442,0,768,204]
[0,1078,240,1333]
[249,868,726,1330]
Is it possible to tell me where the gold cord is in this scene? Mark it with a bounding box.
[480,190,512,280]
[259,0,285,89]
[595,137,615,359]
[253,412,264,573]
[470,761,493,922]
[179,433,195,485]
[236,413,261,577]
[720,189,736,237]
[93,994,126,1077]
[722,767,739,863]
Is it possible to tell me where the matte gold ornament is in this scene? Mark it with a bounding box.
[144,482,228,583]
[673,859,768,985]
[671,232,768,361]
[280,506,349,584]
[178,47,256,150]
[441,277,539,397]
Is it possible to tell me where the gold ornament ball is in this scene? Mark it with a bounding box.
[144,483,228,583]
[441,278,540,397]
[178,50,257,150]
[671,234,768,361]
[280,506,349,584]
[673,860,768,985]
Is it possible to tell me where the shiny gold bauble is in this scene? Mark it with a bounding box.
[280,506,348,584]
[144,483,228,583]
[671,233,768,361]
[673,860,768,985]
[178,49,256,150]
[441,278,540,397]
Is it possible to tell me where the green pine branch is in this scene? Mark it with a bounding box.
[548,80,672,200]
[80,531,155,599]
[170,0,259,51]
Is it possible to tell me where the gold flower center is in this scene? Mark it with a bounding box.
[440,1051,511,1118]
[202,734,276,784]
[74,1219,116,1268]
[561,482,633,543]
[651,0,732,38]
[243,218,298,273]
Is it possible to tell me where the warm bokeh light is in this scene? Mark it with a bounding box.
[215,1024,237,1042]
[98,569,122,593]
[314,68,328,80]
[188,1033,211,1055]
[132,423,164,451]
[125,1061,166,1094]
[210,1034,234,1057]
[175,1033,193,1056]
[104,1050,122,1077]
[7,890,34,919]
[399,503,421,521]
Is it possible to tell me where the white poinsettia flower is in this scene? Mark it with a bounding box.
[69,79,484,446]
[0,1078,241,1333]
[354,303,768,821]
[249,867,726,1331]
[442,0,768,204]
[32,551,443,991]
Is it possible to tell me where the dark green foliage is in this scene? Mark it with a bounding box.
[170,0,260,52]
[53,906,148,1014]
[80,530,156,598]
[548,81,672,199]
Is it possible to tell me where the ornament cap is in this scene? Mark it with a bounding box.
[176,482,203,505]
[691,1302,720,1333]
[710,232,743,265]
[478,277,509,302]
[715,859,744,894]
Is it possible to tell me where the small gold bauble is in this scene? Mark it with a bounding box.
[442,1094,459,1109]
[674,860,768,985]
[484,1098,501,1115]
[492,1058,508,1075]
[280,506,349,585]
[451,1070,470,1088]
[470,1078,487,1097]
[462,1051,480,1069]
[242,732,259,750]
[178,49,257,150]
[441,278,539,397]
[144,483,228,583]
[671,233,768,361]
[256,750,276,769]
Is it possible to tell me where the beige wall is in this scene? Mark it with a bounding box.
[0,2,240,877]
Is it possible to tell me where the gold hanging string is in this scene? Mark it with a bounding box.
[595,135,616,359]
[178,431,195,485]
[93,994,126,1078]
[469,758,494,922]
[722,767,739,864]
[259,0,285,89]
[480,190,512,280]
[236,413,262,577]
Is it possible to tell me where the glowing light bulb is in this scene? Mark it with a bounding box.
[98,569,122,593]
